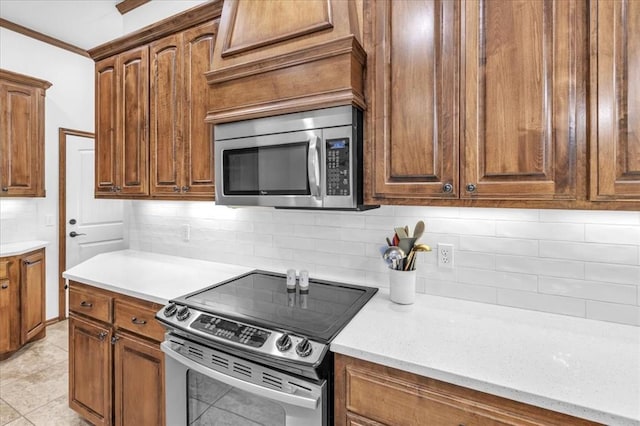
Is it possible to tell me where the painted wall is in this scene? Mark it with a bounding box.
[128,203,640,326]
[0,28,95,320]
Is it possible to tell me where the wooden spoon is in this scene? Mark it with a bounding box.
[413,220,425,240]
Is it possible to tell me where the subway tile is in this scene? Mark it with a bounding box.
[273,235,315,250]
[455,251,495,270]
[585,224,640,245]
[459,236,538,256]
[254,245,293,260]
[495,255,584,279]
[458,208,539,222]
[497,221,584,241]
[540,209,640,225]
[315,239,365,256]
[458,268,538,291]
[316,213,365,229]
[427,218,496,236]
[394,206,460,218]
[293,224,343,240]
[586,301,640,326]
[272,211,316,225]
[585,263,640,286]
[421,279,498,304]
[539,240,638,265]
[539,276,637,304]
[340,228,388,244]
[497,289,586,317]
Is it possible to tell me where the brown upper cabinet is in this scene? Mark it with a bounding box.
[591,0,640,201]
[367,0,588,206]
[0,69,51,197]
[90,1,223,200]
[150,21,218,198]
[95,46,150,197]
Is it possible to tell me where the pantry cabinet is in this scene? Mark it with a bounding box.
[150,21,218,198]
[68,281,165,426]
[0,248,46,360]
[335,354,599,426]
[91,1,222,200]
[590,0,640,201]
[94,46,150,197]
[366,0,588,205]
[0,70,51,197]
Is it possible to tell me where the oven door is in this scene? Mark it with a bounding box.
[162,336,327,426]
[215,129,324,209]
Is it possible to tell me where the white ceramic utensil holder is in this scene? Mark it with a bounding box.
[389,269,416,304]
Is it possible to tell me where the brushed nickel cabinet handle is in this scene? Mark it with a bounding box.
[131,317,147,325]
[173,186,181,192]
[182,186,190,192]
[80,301,93,308]
[111,336,120,345]
[98,331,108,341]
[443,183,453,193]
[23,260,35,265]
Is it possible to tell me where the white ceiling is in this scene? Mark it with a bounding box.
[0,0,207,51]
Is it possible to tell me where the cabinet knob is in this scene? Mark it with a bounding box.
[115,186,122,192]
[110,186,117,192]
[1,284,8,289]
[443,183,453,193]
[98,331,108,341]
[466,183,477,193]
[173,186,181,192]
[111,335,120,345]
[182,186,190,193]
[1,187,8,192]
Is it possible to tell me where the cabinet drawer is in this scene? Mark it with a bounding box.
[114,300,164,342]
[69,287,112,323]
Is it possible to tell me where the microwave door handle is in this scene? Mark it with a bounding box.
[308,136,321,198]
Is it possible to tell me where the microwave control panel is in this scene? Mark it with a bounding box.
[326,138,350,196]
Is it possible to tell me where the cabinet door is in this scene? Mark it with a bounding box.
[150,33,184,197]
[0,82,43,197]
[69,316,112,426]
[462,0,584,199]
[591,0,640,200]
[20,249,45,344]
[367,0,459,201]
[182,21,218,198]
[114,333,165,426]
[95,56,119,195]
[117,46,149,196]
[0,258,20,356]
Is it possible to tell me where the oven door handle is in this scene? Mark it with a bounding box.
[307,135,321,198]
[161,341,320,410]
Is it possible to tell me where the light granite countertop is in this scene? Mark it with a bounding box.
[62,249,252,304]
[331,290,640,426]
[0,240,48,257]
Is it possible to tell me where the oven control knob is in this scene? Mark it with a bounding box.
[295,338,313,358]
[176,306,191,321]
[275,334,292,352]
[163,303,178,317]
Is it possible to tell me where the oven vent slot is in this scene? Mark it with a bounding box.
[262,372,283,390]
[289,381,312,392]
[232,361,252,378]
[187,345,204,360]
[210,353,229,369]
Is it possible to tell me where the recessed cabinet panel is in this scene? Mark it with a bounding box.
[592,0,640,199]
[95,59,118,193]
[183,22,217,196]
[6,88,34,189]
[20,250,45,344]
[462,0,582,199]
[368,0,459,200]
[150,34,183,194]
[119,47,149,195]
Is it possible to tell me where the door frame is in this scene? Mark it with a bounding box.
[58,128,94,320]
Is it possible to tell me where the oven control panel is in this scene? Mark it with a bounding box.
[191,314,271,348]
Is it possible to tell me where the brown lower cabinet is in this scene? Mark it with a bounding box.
[0,248,46,360]
[334,354,601,426]
[68,281,165,426]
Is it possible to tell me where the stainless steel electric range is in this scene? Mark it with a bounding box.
[156,270,377,426]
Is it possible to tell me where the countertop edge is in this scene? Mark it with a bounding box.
[330,344,637,426]
[0,240,48,257]
[62,272,168,305]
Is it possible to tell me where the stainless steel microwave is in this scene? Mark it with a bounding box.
[214,106,376,210]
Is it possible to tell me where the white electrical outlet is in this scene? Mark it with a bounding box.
[438,243,454,268]
[181,224,190,242]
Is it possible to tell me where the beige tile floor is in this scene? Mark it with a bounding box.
[0,320,90,426]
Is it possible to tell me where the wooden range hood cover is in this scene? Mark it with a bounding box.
[205,0,365,124]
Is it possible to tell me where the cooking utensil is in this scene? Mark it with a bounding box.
[394,227,408,239]
[385,237,393,246]
[404,243,432,271]
[398,237,417,255]
[413,220,425,240]
[382,246,405,270]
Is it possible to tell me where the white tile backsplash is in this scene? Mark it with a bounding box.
[128,203,640,326]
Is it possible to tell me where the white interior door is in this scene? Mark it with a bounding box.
[66,135,125,269]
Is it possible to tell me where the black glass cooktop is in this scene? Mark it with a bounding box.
[175,270,377,343]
